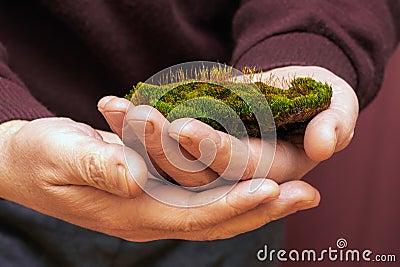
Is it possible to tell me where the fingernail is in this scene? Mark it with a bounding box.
[293,200,317,210]
[104,111,122,130]
[168,131,192,145]
[116,164,128,194]
[144,121,154,135]
[128,120,154,135]
[98,96,114,111]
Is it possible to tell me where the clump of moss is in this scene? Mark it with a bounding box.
[125,76,332,139]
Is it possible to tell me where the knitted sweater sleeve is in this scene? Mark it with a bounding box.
[231,0,400,109]
[0,42,53,123]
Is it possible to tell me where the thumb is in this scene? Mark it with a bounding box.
[71,140,148,198]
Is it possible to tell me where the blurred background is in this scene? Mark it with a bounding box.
[283,46,400,266]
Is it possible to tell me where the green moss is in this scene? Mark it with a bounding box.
[125,77,332,139]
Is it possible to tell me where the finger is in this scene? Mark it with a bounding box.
[98,96,132,138]
[169,118,314,183]
[42,178,279,242]
[200,180,320,240]
[135,178,280,235]
[126,105,218,187]
[169,118,258,180]
[304,79,359,160]
[250,138,318,182]
[169,115,318,183]
[61,136,148,198]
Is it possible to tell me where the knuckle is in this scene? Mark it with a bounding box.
[240,159,255,180]
[79,152,108,187]
[147,145,167,160]
[209,136,230,171]
[216,134,231,155]
[225,193,244,217]
[177,210,205,233]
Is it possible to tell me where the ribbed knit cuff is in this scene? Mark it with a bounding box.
[0,78,54,123]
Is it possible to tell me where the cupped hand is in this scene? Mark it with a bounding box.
[258,66,359,161]
[0,117,319,241]
[98,65,358,185]
[171,66,359,182]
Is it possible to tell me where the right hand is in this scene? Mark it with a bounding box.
[0,117,320,241]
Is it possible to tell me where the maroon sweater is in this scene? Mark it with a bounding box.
[0,2,399,267]
[0,1,399,129]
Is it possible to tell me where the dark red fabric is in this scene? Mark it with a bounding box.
[0,42,53,121]
[0,1,399,126]
[232,0,400,109]
[0,2,400,266]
